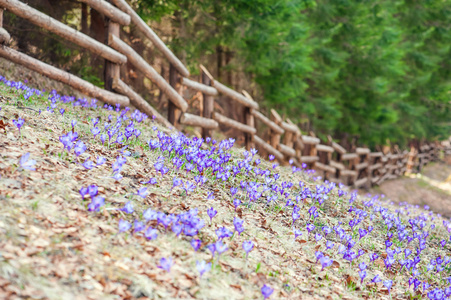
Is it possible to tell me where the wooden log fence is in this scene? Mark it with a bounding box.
[0,0,448,191]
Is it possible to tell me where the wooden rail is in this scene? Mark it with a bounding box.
[0,0,447,191]
[0,45,129,106]
[0,0,126,65]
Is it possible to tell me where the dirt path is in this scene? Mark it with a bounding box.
[370,162,451,217]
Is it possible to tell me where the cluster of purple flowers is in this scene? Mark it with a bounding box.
[4,74,451,300]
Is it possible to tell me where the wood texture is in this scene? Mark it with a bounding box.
[316,144,334,153]
[213,80,259,109]
[278,143,296,158]
[180,113,218,129]
[181,77,218,96]
[0,46,129,106]
[201,68,214,138]
[0,27,9,44]
[112,78,170,127]
[213,112,257,134]
[254,135,284,161]
[108,34,188,112]
[251,109,284,134]
[302,135,320,145]
[111,0,189,77]
[0,0,126,65]
[79,0,130,25]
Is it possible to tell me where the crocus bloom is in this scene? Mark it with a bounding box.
[191,239,202,251]
[121,201,134,214]
[12,117,24,133]
[372,275,382,283]
[88,196,104,212]
[134,220,145,233]
[233,217,245,235]
[261,284,273,299]
[144,227,158,240]
[19,153,36,171]
[233,198,241,211]
[320,256,333,271]
[74,141,86,157]
[383,280,393,294]
[158,257,173,273]
[118,219,132,233]
[80,158,94,169]
[294,229,303,239]
[242,240,254,258]
[196,260,211,278]
[96,156,106,166]
[137,187,149,198]
[359,270,366,284]
[207,207,217,223]
[215,240,228,255]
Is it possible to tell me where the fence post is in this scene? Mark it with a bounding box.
[242,90,255,150]
[168,63,182,127]
[105,3,120,93]
[0,7,3,27]
[270,109,282,150]
[201,65,214,139]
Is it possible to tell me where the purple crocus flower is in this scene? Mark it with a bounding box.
[359,270,366,284]
[118,219,132,233]
[79,186,88,198]
[82,159,94,170]
[196,260,211,279]
[242,240,254,258]
[383,280,393,294]
[74,141,86,157]
[233,198,241,211]
[315,233,322,242]
[134,220,145,233]
[306,223,315,234]
[233,217,245,235]
[144,227,158,240]
[96,156,106,166]
[12,117,24,134]
[158,257,173,273]
[326,241,334,250]
[71,120,77,128]
[88,196,105,212]
[294,229,303,239]
[191,239,202,251]
[172,177,182,190]
[137,187,149,198]
[121,201,134,214]
[371,275,382,283]
[320,256,333,271]
[91,127,101,137]
[261,284,273,299]
[359,228,368,240]
[59,108,65,116]
[215,240,228,255]
[207,207,217,223]
[19,153,36,171]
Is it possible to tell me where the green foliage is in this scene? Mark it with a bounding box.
[137,0,451,147]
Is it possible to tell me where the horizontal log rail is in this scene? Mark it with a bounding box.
[316,144,334,153]
[108,34,188,112]
[356,147,370,155]
[329,160,345,170]
[280,121,298,134]
[251,109,284,134]
[278,143,296,158]
[302,135,320,145]
[300,156,319,163]
[180,113,218,129]
[341,153,358,160]
[213,112,257,134]
[315,162,335,173]
[112,78,170,127]
[181,77,218,96]
[0,0,126,65]
[0,45,129,106]
[213,80,259,109]
[354,177,368,188]
[79,0,130,25]
[341,169,358,177]
[111,0,189,77]
[254,136,284,161]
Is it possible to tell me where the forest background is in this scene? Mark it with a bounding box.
[3,0,451,148]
